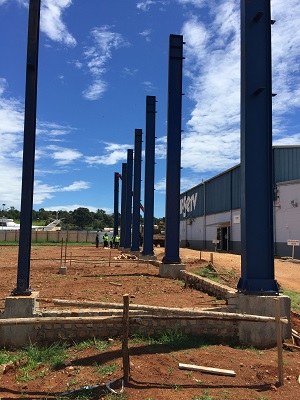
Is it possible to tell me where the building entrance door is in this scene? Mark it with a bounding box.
[217,226,230,251]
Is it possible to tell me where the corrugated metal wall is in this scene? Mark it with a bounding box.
[180,146,300,218]
[273,146,300,183]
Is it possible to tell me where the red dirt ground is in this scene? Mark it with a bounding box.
[0,244,300,399]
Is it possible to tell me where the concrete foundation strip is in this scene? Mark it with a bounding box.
[0,312,288,326]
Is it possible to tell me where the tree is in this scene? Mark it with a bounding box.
[71,207,94,229]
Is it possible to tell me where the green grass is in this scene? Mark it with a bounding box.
[193,391,217,400]
[93,362,118,376]
[193,266,222,283]
[73,337,110,351]
[130,329,213,350]
[17,342,67,382]
[281,288,300,312]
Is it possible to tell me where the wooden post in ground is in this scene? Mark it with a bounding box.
[275,298,284,386]
[210,253,213,264]
[60,238,64,268]
[122,294,130,382]
[199,251,201,260]
[109,250,111,267]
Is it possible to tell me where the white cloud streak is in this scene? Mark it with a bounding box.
[40,0,76,47]
[33,180,90,205]
[85,142,131,166]
[82,26,129,100]
[0,0,76,47]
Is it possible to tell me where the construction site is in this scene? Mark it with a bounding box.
[0,244,300,399]
[1,0,300,398]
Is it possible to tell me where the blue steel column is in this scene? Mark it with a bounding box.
[142,96,156,256]
[113,172,120,237]
[131,129,143,251]
[124,149,133,249]
[162,35,184,264]
[120,163,127,248]
[13,0,41,295]
[237,0,279,293]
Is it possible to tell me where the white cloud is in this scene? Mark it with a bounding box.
[82,26,129,100]
[46,145,83,165]
[136,1,156,12]
[139,29,151,42]
[82,79,107,101]
[154,177,166,191]
[40,0,76,47]
[61,181,90,191]
[0,0,76,46]
[85,142,131,166]
[141,81,157,92]
[123,67,139,77]
[179,0,300,176]
[33,180,90,205]
[180,0,240,174]
[177,0,207,8]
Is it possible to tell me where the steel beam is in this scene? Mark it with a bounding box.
[162,35,184,264]
[124,149,133,249]
[120,163,127,248]
[131,129,143,251]
[113,172,120,237]
[13,0,41,295]
[142,96,156,256]
[237,0,279,293]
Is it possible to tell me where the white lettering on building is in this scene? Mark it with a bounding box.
[180,193,198,218]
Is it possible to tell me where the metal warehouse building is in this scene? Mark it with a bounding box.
[180,145,300,258]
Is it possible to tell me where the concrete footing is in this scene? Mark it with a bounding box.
[1,291,40,347]
[59,266,67,275]
[2,291,40,318]
[228,292,291,348]
[139,254,157,261]
[159,263,186,279]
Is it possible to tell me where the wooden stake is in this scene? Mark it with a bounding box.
[210,253,213,264]
[275,298,284,386]
[122,294,130,383]
[109,250,111,267]
[199,251,201,260]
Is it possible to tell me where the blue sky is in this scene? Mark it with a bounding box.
[0,0,299,218]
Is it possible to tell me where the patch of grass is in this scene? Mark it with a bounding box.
[130,330,214,350]
[16,342,67,382]
[172,384,182,391]
[73,337,109,351]
[0,350,19,365]
[93,362,118,376]
[281,288,300,312]
[193,391,217,400]
[193,266,222,283]
[104,395,128,400]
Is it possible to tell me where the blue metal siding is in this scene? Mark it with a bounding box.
[273,147,300,183]
[206,172,231,214]
[231,167,241,209]
[180,146,300,218]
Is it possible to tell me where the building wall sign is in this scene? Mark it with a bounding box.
[233,215,240,224]
[180,193,198,218]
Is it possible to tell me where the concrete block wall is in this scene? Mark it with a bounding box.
[33,309,238,347]
[180,270,236,302]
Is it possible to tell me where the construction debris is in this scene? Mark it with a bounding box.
[114,253,138,260]
[179,363,236,377]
